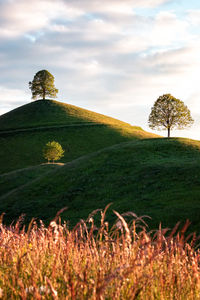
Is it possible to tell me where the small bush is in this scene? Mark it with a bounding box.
[43,141,64,163]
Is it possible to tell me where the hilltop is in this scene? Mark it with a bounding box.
[0,99,158,173]
[0,99,140,130]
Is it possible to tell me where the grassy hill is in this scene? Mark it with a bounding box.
[1,137,200,233]
[1,99,200,233]
[0,99,142,130]
[0,99,158,173]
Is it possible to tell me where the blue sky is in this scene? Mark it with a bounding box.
[0,0,200,138]
[135,0,199,16]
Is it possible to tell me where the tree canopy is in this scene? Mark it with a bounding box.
[148,94,194,137]
[29,70,58,100]
[43,141,64,163]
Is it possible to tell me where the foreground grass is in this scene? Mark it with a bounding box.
[0,207,200,299]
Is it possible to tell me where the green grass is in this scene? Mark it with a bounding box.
[0,125,157,173]
[0,104,158,173]
[0,99,141,130]
[1,99,200,298]
[2,138,200,233]
[1,99,200,233]
[0,164,62,197]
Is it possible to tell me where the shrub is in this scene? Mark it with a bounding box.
[43,141,64,163]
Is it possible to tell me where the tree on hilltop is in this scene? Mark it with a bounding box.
[148,94,194,138]
[29,70,58,100]
[43,141,64,163]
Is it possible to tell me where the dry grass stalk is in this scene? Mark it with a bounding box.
[0,208,200,299]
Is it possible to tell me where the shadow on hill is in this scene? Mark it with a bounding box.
[0,124,159,174]
[1,137,200,234]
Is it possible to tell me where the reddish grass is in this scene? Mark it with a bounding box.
[0,206,200,299]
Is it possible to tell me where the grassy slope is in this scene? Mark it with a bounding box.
[1,138,200,233]
[0,164,62,197]
[0,125,158,174]
[0,100,158,173]
[0,99,140,130]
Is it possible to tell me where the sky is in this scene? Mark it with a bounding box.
[0,0,200,139]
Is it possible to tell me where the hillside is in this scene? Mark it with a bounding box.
[0,99,140,130]
[0,99,158,173]
[1,138,200,233]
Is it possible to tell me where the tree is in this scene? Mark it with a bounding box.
[43,141,64,163]
[148,94,194,138]
[29,70,58,100]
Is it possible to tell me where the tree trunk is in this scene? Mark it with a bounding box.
[42,87,46,100]
[168,127,170,138]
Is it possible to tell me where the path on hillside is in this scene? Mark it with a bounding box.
[0,163,65,178]
[0,122,107,135]
[0,163,65,200]
[0,140,135,200]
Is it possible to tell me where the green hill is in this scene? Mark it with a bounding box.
[0,99,158,173]
[0,99,141,130]
[1,137,200,233]
[2,99,199,233]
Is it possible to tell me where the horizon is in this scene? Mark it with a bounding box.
[0,97,196,139]
[0,0,200,139]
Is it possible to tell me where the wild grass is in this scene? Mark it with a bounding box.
[0,206,200,299]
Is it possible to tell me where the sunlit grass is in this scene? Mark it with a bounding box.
[0,206,200,299]
[0,99,145,130]
[0,100,158,174]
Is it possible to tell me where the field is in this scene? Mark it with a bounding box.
[0,100,158,173]
[1,100,200,233]
[1,99,200,298]
[1,137,200,233]
[0,208,200,299]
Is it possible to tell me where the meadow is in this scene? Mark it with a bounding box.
[1,138,200,233]
[0,100,157,173]
[1,99,200,299]
[0,206,200,299]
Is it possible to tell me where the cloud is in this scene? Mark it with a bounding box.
[65,0,170,12]
[0,0,170,38]
[0,0,83,37]
[0,0,200,139]
[187,9,200,26]
[151,11,189,46]
[0,86,28,115]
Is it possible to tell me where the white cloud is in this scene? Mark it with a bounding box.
[66,0,170,12]
[151,11,189,46]
[0,0,83,37]
[0,86,28,115]
[0,0,171,38]
[187,9,200,26]
[1,0,200,139]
